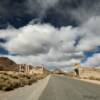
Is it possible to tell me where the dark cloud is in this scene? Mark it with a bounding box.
[0,0,100,28]
[0,0,30,28]
[0,0,26,17]
[0,38,7,43]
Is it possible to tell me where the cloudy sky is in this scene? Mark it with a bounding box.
[0,0,100,70]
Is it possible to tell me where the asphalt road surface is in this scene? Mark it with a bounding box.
[0,75,100,100]
[38,76,100,100]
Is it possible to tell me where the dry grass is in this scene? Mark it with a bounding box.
[0,71,49,91]
[88,76,100,81]
[0,71,37,91]
[35,73,49,80]
[83,76,100,81]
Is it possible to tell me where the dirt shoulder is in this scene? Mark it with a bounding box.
[80,79,100,85]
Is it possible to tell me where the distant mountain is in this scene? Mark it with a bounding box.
[0,57,18,71]
[52,68,66,75]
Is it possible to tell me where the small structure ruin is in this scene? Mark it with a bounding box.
[18,64,33,74]
[17,64,47,75]
[32,65,45,75]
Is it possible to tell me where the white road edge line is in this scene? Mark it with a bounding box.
[28,75,51,100]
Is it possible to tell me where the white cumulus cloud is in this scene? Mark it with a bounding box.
[0,16,100,69]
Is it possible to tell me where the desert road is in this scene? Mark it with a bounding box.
[0,75,100,100]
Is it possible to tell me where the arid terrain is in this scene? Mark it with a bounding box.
[78,67,100,85]
[0,56,100,92]
[0,57,49,91]
[0,57,100,100]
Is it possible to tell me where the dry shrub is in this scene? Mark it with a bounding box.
[35,73,48,80]
[0,71,48,91]
[88,76,100,81]
[0,71,37,91]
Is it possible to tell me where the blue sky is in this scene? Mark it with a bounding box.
[0,0,100,70]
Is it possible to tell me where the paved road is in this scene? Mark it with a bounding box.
[0,75,100,100]
[39,76,100,100]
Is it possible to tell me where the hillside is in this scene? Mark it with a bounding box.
[0,57,18,71]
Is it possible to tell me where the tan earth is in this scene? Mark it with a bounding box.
[80,79,100,85]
